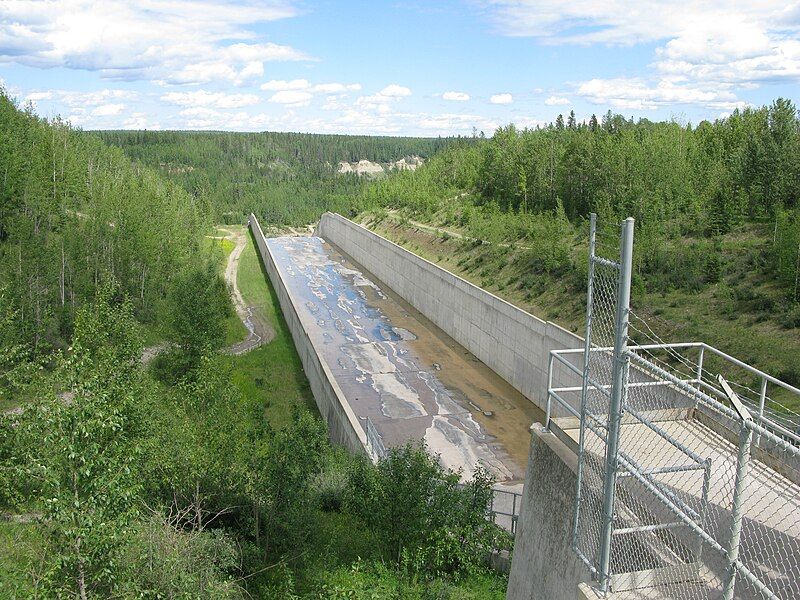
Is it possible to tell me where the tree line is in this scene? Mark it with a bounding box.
[361,100,800,303]
[0,90,509,598]
[0,90,212,400]
[95,129,465,226]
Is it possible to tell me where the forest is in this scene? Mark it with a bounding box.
[2,84,799,596]
[95,130,463,226]
[0,91,510,597]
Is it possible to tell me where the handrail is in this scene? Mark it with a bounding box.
[546,344,800,448]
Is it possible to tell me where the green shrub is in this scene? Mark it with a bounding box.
[344,443,505,579]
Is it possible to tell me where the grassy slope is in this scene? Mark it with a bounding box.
[358,212,800,412]
[221,227,316,427]
[0,520,40,597]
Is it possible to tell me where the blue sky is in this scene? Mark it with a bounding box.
[1,1,798,135]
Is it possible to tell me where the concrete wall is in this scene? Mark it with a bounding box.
[248,214,368,456]
[506,424,591,600]
[316,212,584,415]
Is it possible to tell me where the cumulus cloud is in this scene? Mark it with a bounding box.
[25,88,136,108]
[378,84,412,98]
[442,91,470,101]
[123,112,159,130]
[417,113,497,133]
[490,93,513,104]
[268,90,313,106]
[356,84,412,107]
[91,103,125,116]
[544,95,570,105]
[0,1,309,85]
[260,79,310,91]
[483,1,799,109]
[310,82,361,93]
[576,77,741,110]
[161,90,260,108]
[260,80,361,102]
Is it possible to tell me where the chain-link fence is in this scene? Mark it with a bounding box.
[546,214,800,599]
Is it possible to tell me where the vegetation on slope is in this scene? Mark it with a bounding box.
[0,93,510,598]
[95,129,467,225]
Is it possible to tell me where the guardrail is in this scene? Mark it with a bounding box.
[545,342,800,599]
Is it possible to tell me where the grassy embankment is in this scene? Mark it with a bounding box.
[221,226,316,427]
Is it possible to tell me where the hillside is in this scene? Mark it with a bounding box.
[0,92,510,598]
[95,130,466,225]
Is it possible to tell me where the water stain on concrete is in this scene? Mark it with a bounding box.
[267,236,542,484]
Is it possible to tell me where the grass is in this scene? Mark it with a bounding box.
[221,227,316,428]
[206,230,250,347]
[0,520,40,598]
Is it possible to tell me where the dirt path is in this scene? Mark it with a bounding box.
[139,227,274,364]
[217,227,275,355]
[379,210,532,250]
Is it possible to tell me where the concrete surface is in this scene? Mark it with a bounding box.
[316,212,584,417]
[506,424,591,600]
[261,232,542,483]
[249,214,367,455]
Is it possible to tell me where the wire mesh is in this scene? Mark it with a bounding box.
[566,214,800,599]
[573,231,622,583]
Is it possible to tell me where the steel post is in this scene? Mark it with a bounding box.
[571,213,598,557]
[597,217,635,593]
[722,421,753,600]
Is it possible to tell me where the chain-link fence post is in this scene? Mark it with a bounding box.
[597,217,635,593]
[720,377,754,600]
[571,213,598,553]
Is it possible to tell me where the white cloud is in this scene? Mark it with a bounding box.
[310,82,361,93]
[0,1,309,85]
[122,112,159,130]
[356,84,412,108]
[25,91,53,102]
[417,113,497,133]
[259,80,361,103]
[544,95,570,105]
[269,90,313,106]
[379,84,412,98]
[260,79,310,91]
[91,103,125,116]
[442,91,470,101]
[483,2,799,108]
[576,77,741,110]
[161,90,259,108]
[490,93,513,104]
[24,88,137,108]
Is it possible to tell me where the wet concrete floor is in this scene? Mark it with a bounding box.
[267,236,543,485]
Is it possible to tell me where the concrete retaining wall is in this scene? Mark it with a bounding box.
[248,214,368,455]
[316,212,584,414]
[506,424,590,600]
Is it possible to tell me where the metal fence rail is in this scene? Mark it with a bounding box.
[545,214,800,599]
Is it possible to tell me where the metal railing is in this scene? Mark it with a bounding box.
[488,487,522,535]
[548,213,800,599]
[457,483,523,536]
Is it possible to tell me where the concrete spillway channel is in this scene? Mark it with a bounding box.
[265,234,541,486]
[249,214,550,506]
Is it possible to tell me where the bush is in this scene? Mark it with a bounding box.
[344,443,505,578]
